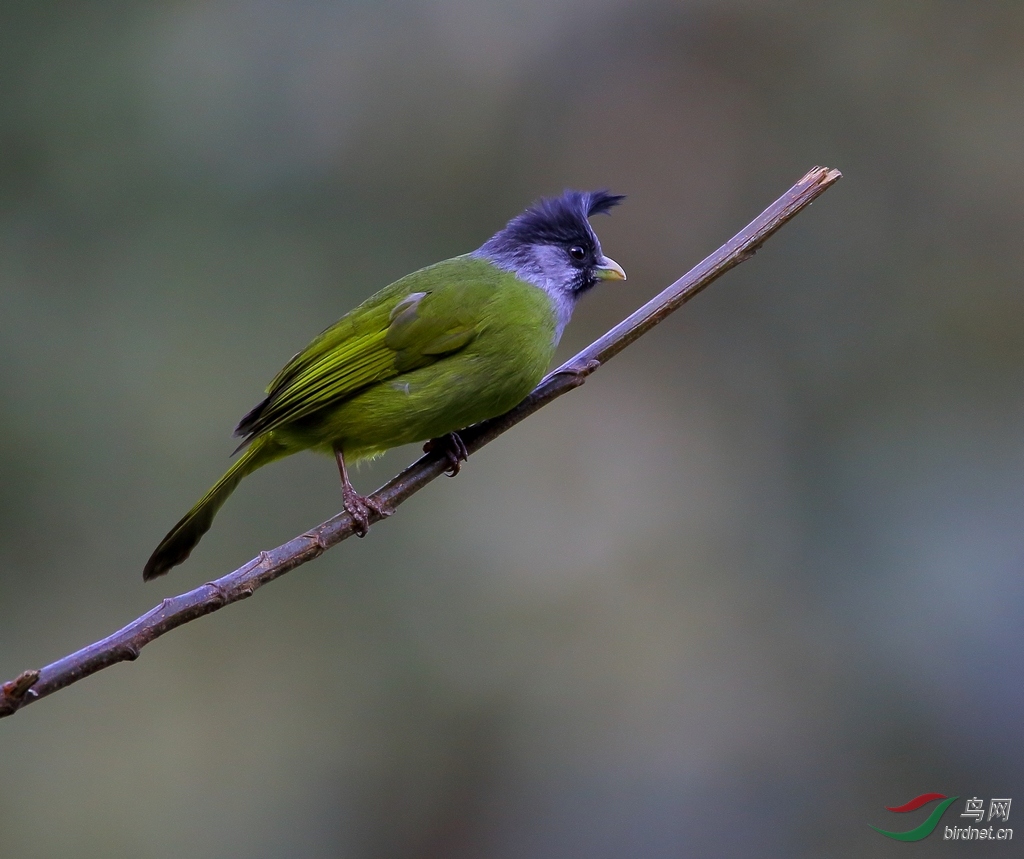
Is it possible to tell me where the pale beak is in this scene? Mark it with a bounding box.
[593,256,626,282]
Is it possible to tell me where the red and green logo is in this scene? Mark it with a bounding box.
[870,793,959,841]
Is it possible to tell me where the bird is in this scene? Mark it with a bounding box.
[143,190,626,580]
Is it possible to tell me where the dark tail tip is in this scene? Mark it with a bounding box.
[142,559,167,581]
[143,553,173,581]
[143,539,193,581]
[143,437,271,581]
[142,511,211,581]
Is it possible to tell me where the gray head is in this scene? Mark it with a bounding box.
[474,190,626,341]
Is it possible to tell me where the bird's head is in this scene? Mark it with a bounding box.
[475,190,626,338]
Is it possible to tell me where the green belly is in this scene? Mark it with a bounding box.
[274,283,557,461]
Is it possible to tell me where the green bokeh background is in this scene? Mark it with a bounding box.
[1,2,1021,856]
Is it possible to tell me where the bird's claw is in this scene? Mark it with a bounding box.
[343,489,392,537]
[424,432,469,476]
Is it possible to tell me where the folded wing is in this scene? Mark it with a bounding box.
[233,271,490,445]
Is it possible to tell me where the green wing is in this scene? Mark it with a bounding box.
[234,257,498,442]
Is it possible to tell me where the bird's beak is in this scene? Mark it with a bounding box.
[593,256,626,282]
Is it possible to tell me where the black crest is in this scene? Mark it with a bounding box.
[493,190,625,248]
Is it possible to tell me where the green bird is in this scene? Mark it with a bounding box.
[144,190,626,580]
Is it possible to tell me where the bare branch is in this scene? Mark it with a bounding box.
[0,166,842,718]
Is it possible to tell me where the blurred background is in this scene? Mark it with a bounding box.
[1,1,1021,856]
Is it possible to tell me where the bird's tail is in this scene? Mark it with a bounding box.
[143,436,287,580]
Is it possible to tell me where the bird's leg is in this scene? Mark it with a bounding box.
[334,447,391,537]
[423,431,469,476]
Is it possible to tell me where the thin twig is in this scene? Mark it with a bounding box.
[0,166,842,718]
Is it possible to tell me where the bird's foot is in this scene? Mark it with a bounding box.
[342,487,392,537]
[423,431,469,476]
[335,445,392,537]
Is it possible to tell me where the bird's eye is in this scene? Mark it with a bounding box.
[568,245,587,261]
